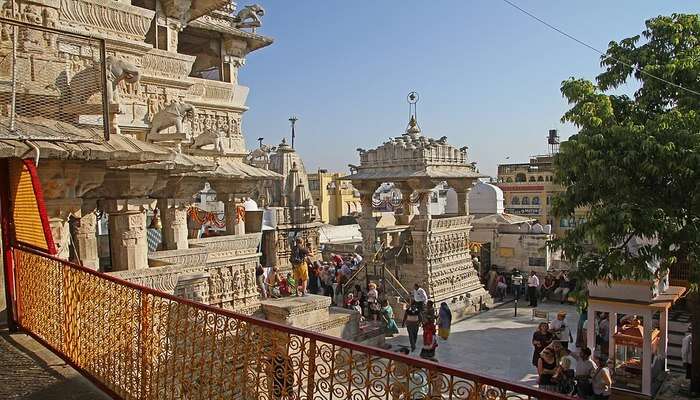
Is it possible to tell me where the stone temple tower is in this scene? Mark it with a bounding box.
[261,139,321,271]
[346,105,492,319]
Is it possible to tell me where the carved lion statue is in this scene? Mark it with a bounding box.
[146,101,196,141]
[191,129,224,153]
[246,143,275,161]
[234,4,265,28]
[68,56,139,105]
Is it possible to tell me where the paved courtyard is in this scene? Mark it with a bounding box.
[387,300,580,386]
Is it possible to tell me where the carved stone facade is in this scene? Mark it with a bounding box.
[348,114,492,319]
[0,1,374,345]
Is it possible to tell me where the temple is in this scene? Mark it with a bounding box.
[0,0,369,342]
[346,113,492,318]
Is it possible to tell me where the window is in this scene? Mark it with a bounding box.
[511,196,520,205]
[515,173,526,182]
[528,176,536,182]
[506,177,513,183]
[532,196,540,205]
[521,197,530,205]
[529,257,546,267]
[546,195,551,205]
[537,176,544,182]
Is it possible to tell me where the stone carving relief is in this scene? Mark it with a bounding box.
[68,55,140,105]
[0,1,59,50]
[59,0,154,42]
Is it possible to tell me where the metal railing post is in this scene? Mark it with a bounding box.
[9,24,17,133]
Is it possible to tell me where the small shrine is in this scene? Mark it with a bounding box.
[586,237,685,397]
[346,94,492,318]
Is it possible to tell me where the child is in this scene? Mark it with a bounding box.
[279,274,290,296]
[420,319,439,361]
[267,266,281,298]
[286,273,297,296]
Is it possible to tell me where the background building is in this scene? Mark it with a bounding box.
[308,170,361,225]
[496,131,586,237]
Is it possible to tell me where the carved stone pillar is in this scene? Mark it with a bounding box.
[416,191,432,220]
[356,183,378,256]
[74,211,99,269]
[224,199,245,235]
[447,179,475,216]
[105,200,148,271]
[158,199,189,250]
[44,199,82,261]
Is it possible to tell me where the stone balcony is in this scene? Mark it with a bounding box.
[188,233,262,265]
[58,0,155,43]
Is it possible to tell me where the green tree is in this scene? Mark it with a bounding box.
[551,13,700,391]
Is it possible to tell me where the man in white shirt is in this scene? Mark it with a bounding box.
[527,271,540,307]
[413,283,428,311]
[550,311,573,349]
[682,327,693,380]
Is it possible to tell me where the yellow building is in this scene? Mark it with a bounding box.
[496,154,585,238]
[308,170,362,225]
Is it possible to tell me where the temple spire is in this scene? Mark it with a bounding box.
[405,91,421,137]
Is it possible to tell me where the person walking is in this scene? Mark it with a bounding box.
[550,311,573,349]
[381,299,399,336]
[367,282,380,320]
[420,319,438,361]
[511,269,523,300]
[496,274,507,301]
[683,326,693,380]
[527,271,540,307]
[402,302,423,352]
[553,272,570,304]
[290,237,310,296]
[532,322,553,367]
[413,283,428,312]
[438,302,452,340]
[591,355,613,400]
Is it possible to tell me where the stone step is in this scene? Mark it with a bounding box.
[260,294,332,328]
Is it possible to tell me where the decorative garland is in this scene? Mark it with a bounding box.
[187,206,226,229]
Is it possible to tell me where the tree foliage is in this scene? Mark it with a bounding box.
[551,14,700,288]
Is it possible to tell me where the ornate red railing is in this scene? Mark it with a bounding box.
[11,246,569,400]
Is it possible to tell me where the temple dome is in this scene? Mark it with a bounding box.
[468,181,504,216]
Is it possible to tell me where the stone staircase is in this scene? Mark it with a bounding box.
[260,294,385,346]
[667,307,691,373]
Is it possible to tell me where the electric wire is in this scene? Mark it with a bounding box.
[500,0,700,97]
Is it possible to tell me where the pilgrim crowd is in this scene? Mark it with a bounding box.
[253,241,700,399]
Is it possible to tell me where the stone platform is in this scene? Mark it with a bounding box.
[260,294,384,346]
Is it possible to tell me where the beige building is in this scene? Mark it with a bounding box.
[468,181,555,274]
[496,154,586,238]
[308,170,361,225]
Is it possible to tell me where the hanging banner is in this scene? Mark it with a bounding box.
[8,159,56,254]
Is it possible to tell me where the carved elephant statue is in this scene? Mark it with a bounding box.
[147,101,196,141]
[191,129,224,152]
[246,144,275,161]
[68,55,139,105]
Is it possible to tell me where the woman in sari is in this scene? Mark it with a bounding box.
[438,302,452,340]
[381,299,399,336]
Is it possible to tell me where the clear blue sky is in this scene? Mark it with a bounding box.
[238,1,699,177]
